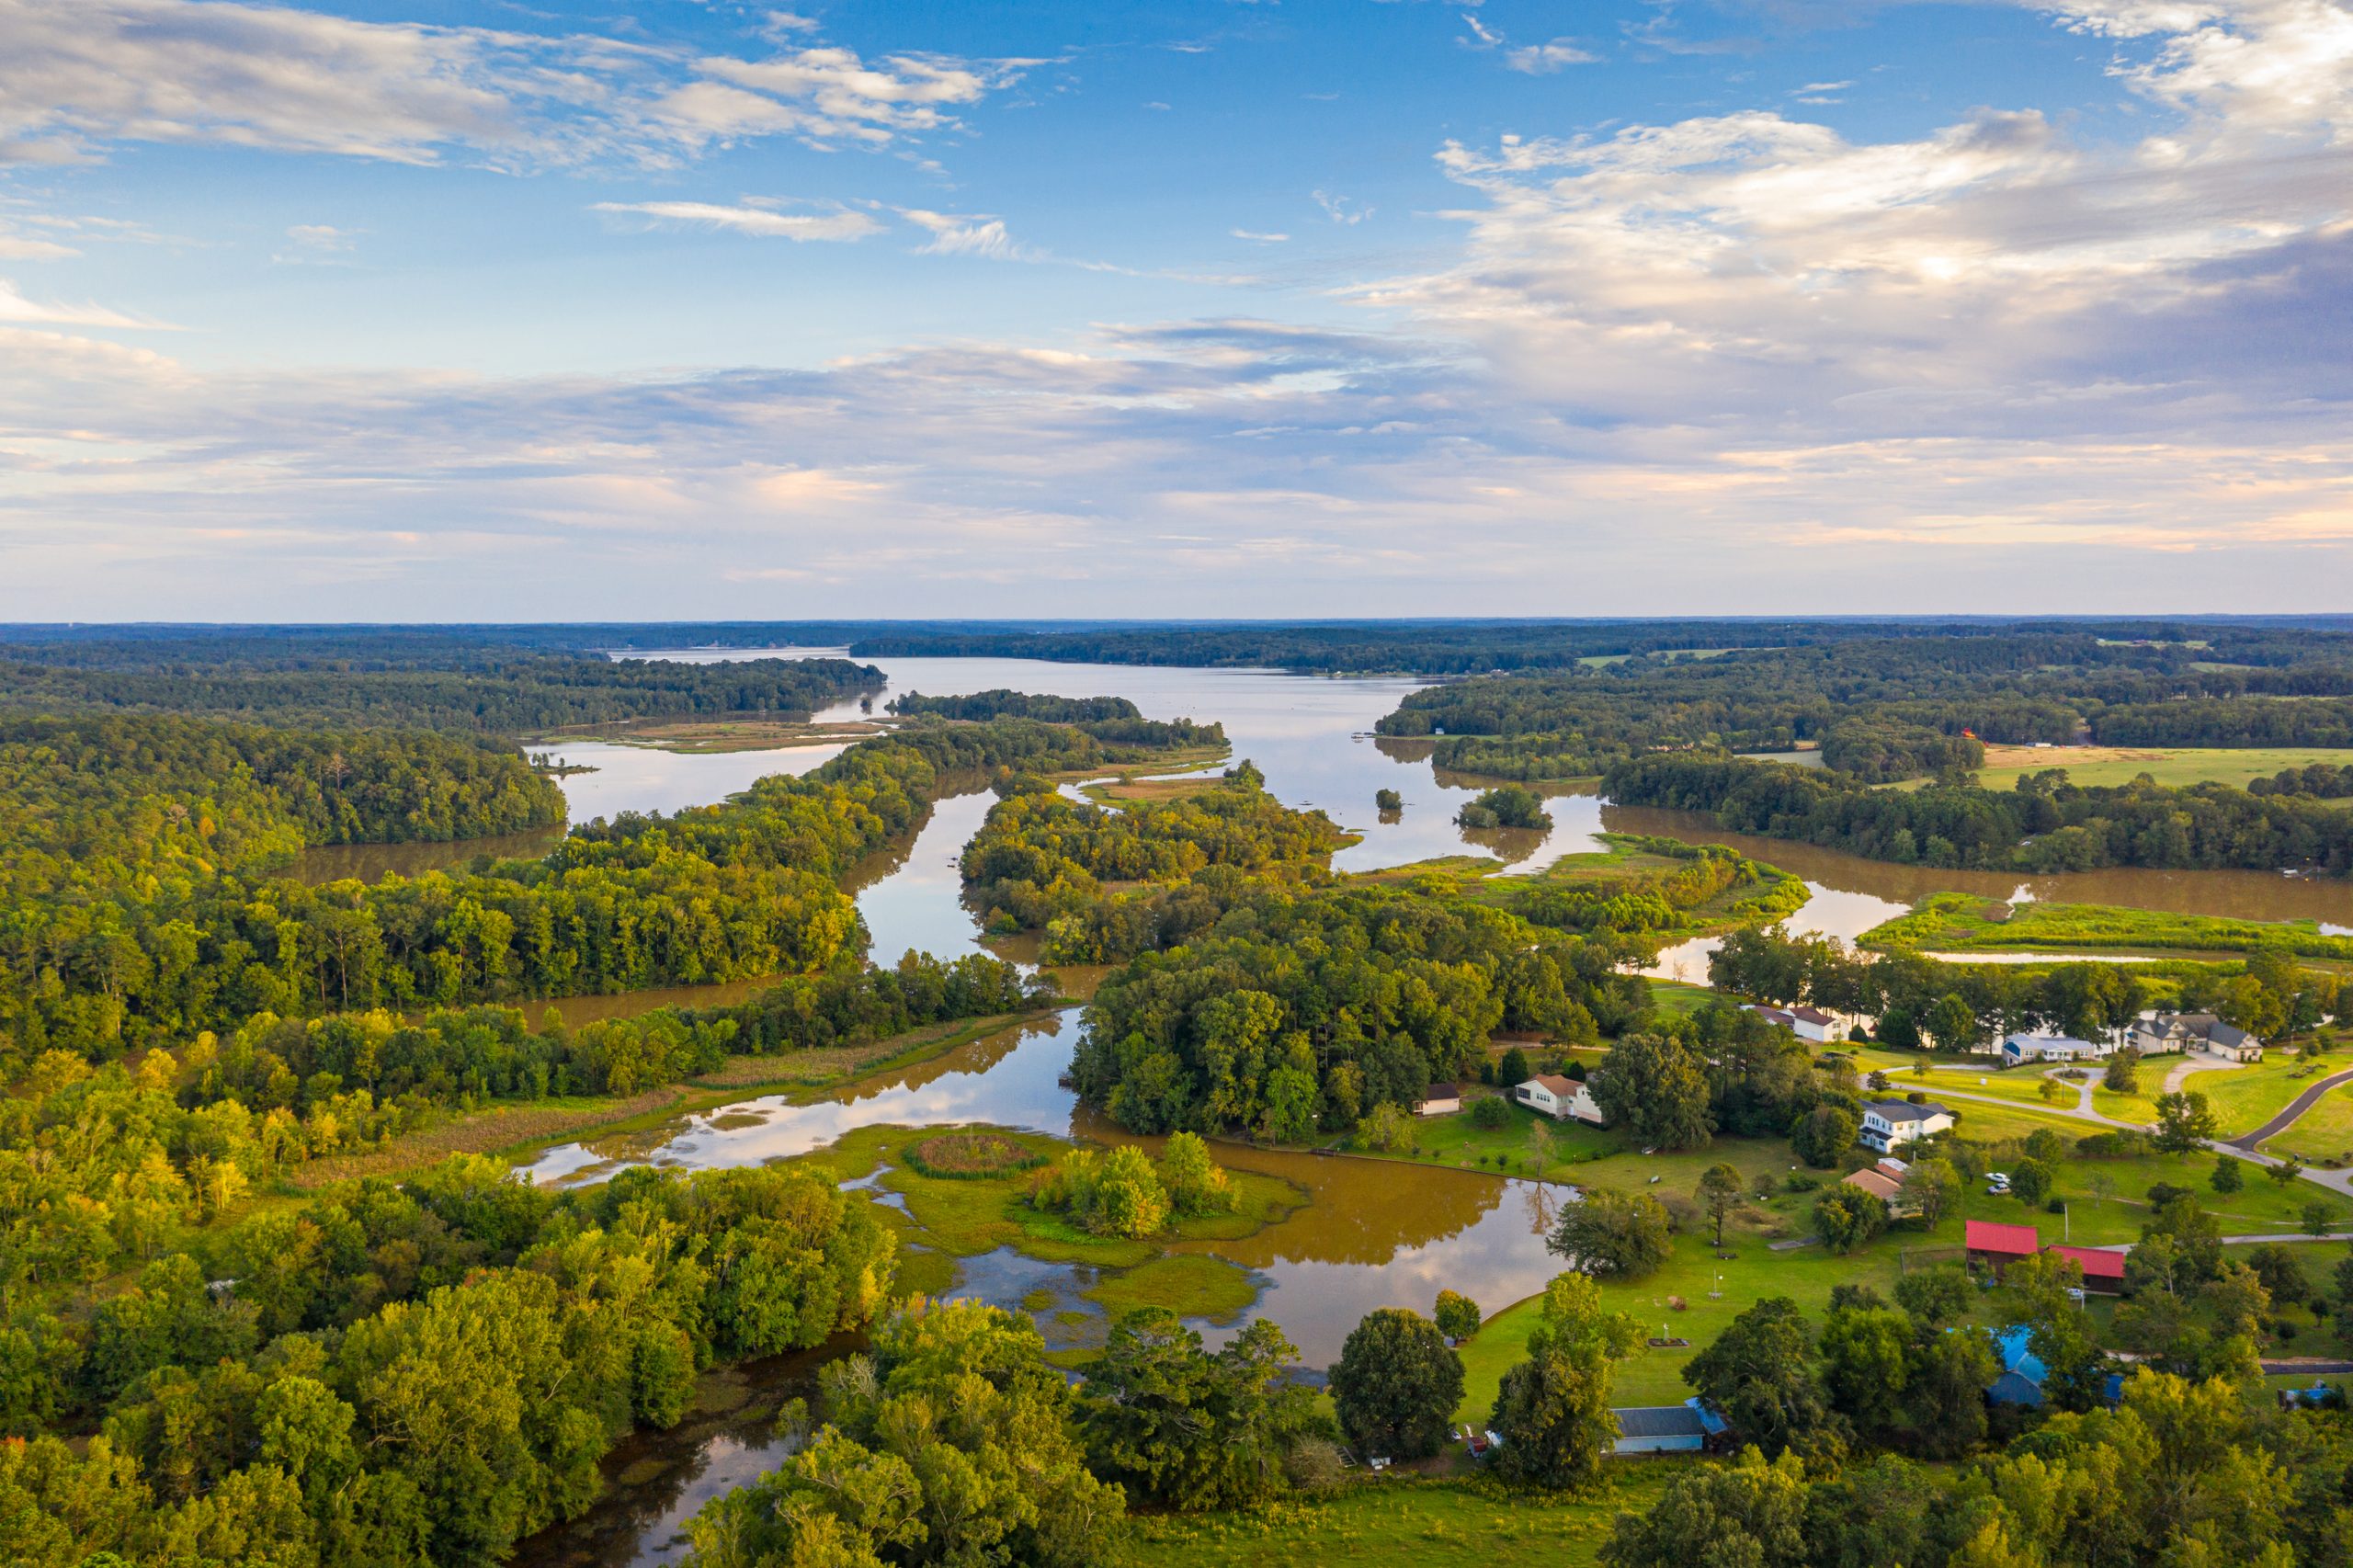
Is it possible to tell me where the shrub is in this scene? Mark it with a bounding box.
[1029,1146,1171,1238]
[1469,1096,1514,1131]
[904,1132,1046,1181]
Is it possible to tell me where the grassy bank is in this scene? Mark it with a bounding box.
[1862,891,2353,963]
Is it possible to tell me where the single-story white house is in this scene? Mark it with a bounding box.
[1745,1003,1843,1043]
[2131,1010,2265,1062]
[1611,1399,1728,1455]
[2000,1032,2108,1065]
[1516,1073,1606,1126]
[1416,1082,1462,1118]
[1860,1099,1955,1153]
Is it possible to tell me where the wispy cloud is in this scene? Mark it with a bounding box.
[0,277,165,326]
[1313,189,1372,224]
[591,199,884,241]
[1506,40,1600,73]
[0,0,1027,169]
[1232,228,1290,243]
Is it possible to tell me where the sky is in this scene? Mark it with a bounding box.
[0,0,2349,620]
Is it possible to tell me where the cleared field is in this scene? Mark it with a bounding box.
[1861,892,2353,963]
[1974,744,2353,790]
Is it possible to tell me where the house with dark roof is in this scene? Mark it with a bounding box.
[1416,1082,1461,1117]
[2131,1010,2265,1062]
[1860,1098,1954,1153]
[1745,1003,1843,1043]
[1610,1399,1730,1454]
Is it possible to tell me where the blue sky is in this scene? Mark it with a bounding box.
[1,0,2348,619]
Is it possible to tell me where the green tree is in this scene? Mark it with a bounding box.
[1698,1164,1744,1247]
[2302,1201,2336,1238]
[1489,1274,1646,1492]
[1790,1102,1861,1168]
[1155,1131,1233,1219]
[1433,1290,1482,1344]
[1818,1305,1912,1441]
[1498,1045,1531,1086]
[689,1299,1121,1568]
[2009,1157,2054,1208]
[1600,1449,1813,1568]
[2104,1046,2142,1094]
[1682,1299,1832,1458]
[1549,1189,1674,1279]
[2154,1090,2219,1153]
[1811,1187,1888,1254]
[1590,1034,1714,1150]
[1893,1266,1971,1328]
[2211,1152,2245,1195]
[1900,1158,1961,1227]
[1079,1309,1312,1511]
[1926,993,1980,1053]
[1326,1309,1463,1460]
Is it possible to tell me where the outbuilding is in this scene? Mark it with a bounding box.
[2045,1244,2129,1295]
[1417,1082,1462,1117]
[1965,1220,2041,1276]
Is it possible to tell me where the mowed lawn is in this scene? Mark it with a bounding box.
[2264,1084,2353,1165]
[1973,744,2353,789]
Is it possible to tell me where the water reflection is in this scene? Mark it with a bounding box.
[844,788,1002,965]
[520,1008,1563,1367]
[631,646,1607,876]
[532,736,853,824]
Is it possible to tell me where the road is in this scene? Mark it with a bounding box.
[2228,1068,2353,1152]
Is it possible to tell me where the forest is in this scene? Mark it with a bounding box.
[1604,753,2353,873]
[0,713,1193,1072]
[1379,633,2353,780]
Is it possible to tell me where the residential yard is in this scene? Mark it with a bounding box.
[2263,1084,2353,1165]
[1130,1471,1681,1568]
[1973,744,2353,790]
[2195,1057,2345,1137]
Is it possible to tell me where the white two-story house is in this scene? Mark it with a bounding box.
[1859,1098,1955,1153]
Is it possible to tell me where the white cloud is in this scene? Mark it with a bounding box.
[1506,40,1600,72]
[1313,189,1372,224]
[0,278,162,326]
[901,210,1033,259]
[592,199,884,241]
[0,0,1026,168]
[1232,228,1290,243]
[651,47,1024,153]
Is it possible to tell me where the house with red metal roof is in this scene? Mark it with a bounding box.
[1964,1220,2042,1276]
[2044,1244,2128,1294]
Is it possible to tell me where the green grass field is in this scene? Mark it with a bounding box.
[1973,744,2353,790]
[2262,1084,2353,1165]
[1130,1471,1679,1567]
[1861,891,2353,963]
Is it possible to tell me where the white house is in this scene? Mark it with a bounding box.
[2000,1032,2108,1066]
[1416,1082,1462,1118]
[1516,1074,1606,1126]
[2131,1010,2265,1062]
[1859,1099,1955,1153]
[1745,1003,1842,1043]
